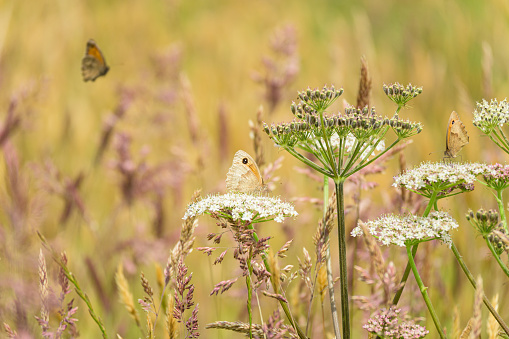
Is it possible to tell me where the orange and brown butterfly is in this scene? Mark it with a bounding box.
[444,111,469,158]
[226,150,266,193]
[81,39,109,82]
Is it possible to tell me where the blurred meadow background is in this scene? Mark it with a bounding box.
[1,0,509,337]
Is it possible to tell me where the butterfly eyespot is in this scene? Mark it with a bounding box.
[226,150,265,193]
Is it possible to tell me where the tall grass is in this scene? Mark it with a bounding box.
[1,0,509,337]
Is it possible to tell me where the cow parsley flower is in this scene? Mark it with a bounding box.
[393,161,487,198]
[183,193,298,224]
[262,85,422,180]
[482,163,509,191]
[352,211,459,247]
[473,98,509,134]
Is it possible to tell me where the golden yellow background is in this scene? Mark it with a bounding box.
[1,0,508,337]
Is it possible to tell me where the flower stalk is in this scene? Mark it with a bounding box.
[406,244,445,338]
[392,189,438,305]
[265,84,423,339]
[335,180,349,338]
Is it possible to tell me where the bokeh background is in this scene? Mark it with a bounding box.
[1,0,509,337]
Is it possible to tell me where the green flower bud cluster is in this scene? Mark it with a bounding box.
[383,83,423,108]
[294,85,344,112]
[264,106,422,146]
[466,208,500,235]
[487,227,509,255]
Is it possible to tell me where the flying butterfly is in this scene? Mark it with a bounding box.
[81,39,109,82]
[226,150,266,193]
[444,111,469,158]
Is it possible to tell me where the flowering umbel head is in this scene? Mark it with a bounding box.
[183,193,298,224]
[352,211,459,247]
[393,162,487,199]
[264,85,422,180]
[473,99,509,155]
[482,163,509,191]
[473,98,509,135]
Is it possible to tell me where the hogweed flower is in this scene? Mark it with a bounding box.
[393,162,487,199]
[482,163,509,191]
[264,85,422,179]
[383,83,423,111]
[473,99,509,154]
[467,209,508,255]
[352,211,459,247]
[490,229,509,254]
[466,208,500,235]
[183,193,298,224]
[473,98,509,134]
[363,306,428,339]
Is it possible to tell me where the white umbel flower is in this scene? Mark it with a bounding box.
[352,211,459,247]
[473,98,509,133]
[393,162,487,192]
[183,193,298,223]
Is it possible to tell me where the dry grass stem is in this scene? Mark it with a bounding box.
[471,276,483,338]
[358,221,385,280]
[115,263,141,329]
[453,306,460,339]
[356,56,372,109]
[481,41,493,99]
[250,106,265,167]
[487,294,499,339]
[205,321,265,337]
[95,87,134,165]
[313,191,336,263]
[165,293,179,339]
[459,318,473,339]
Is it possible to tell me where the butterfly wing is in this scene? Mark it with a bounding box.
[444,111,469,158]
[226,150,264,193]
[81,40,109,82]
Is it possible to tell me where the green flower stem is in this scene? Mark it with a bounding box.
[246,224,309,339]
[335,180,350,339]
[450,241,509,335]
[406,244,446,338]
[496,189,507,231]
[498,126,509,145]
[495,126,509,152]
[391,243,418,306]
[314,140,338,175]
[489,130,509,154]
[323,176,342,339]
[318,111,339,177]
[337,135,346,170]
[38,232,109,339]
[392,190,438,305]
[344,137,397,178]
[485,237,509,278]
[246,252,253,339]
[284,146,333,177]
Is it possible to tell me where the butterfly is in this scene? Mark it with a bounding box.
[444,111,469,158]
[81,39,109,82]
[226,150,266,193]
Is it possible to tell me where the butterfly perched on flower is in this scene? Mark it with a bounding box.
[226,150,266,194]
[444,111,469,158]
[81,39,109,82]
